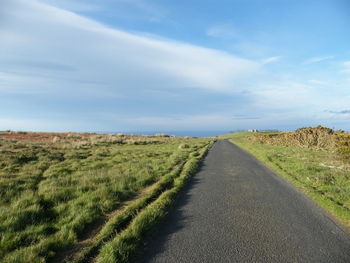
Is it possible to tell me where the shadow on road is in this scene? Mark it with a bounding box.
[133,164,206,263]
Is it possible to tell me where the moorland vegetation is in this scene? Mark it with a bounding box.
[0,131,214,262]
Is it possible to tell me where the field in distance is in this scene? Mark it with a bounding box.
[0,131,214,262]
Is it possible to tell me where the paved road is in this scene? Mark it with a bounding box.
[136,140,350,262]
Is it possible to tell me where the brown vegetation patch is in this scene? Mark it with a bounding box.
[0,132,96,142]
[247,126,350,159]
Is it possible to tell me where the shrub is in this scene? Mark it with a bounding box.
[178,143,190,149]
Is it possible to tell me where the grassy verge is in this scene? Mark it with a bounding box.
[0,132,214,262]
[224,132,350,229]
[94,141,214,263]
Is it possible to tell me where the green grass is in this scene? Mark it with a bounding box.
[225,132,350,229]
[69,160,186,263]
[94,143,213,263]
[0,133,214,262]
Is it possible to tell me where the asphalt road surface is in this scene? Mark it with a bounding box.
[136,140,350,263]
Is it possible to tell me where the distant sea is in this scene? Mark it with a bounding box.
[102,130,238,138]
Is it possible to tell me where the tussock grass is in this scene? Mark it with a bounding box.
[69,164,185,263]
[0,132,213,262]
[94,143,213,263]
[227,129,350,229]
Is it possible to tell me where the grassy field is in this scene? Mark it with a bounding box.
[0,131,214,262]
[223,127,350,229]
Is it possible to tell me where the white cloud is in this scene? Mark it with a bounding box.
[233,41,273,58]
[251,80,350,122]
[252,83,316,110]
[303,56,334,64]
[206,23,239,39]
[0,0,260,96]
[0,72,18,81]
[261,56,282,65]
[40,0,100,12]
[341,61,350,74]
[308,79,330,86]
[41,0,167,22]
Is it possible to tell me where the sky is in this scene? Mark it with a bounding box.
[1,0,350,133]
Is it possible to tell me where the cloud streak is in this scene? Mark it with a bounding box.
[341,61,350,74]
[326,110,350,114]
[261,56,282,65]
[206,22,239,39]
[0,0,260,96]
[304,56,334,64]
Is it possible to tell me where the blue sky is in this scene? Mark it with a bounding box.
[1,0,350,132]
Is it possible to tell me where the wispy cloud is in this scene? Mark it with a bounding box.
[303,56,334,64]
[261,56,282,65]
[42,0,167,22]
[326,110,350,114]
[111,0,169,22]
[0,0,260,95]
[308,79,330,86]
[232,115,260,120]
[341,61,350,74]
[40,0,100,12]
[206,22,239,39]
